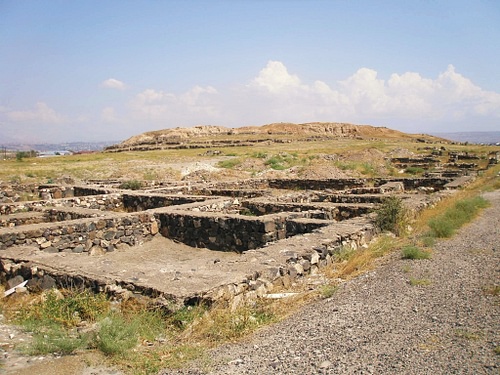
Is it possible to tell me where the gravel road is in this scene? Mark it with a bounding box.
[166,190,500,375]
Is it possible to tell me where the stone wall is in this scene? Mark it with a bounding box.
[373,177,451,191]
[157,211,294,252]
[122,193,207,212]
[0,213,159,253]
[268,178,367,191]
[267,177,452,192]
[0,194,124,215]
[205,218,376,305]
[0,212,46,227]
[241,201,372,220]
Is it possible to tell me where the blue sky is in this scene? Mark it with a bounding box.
[1,0,499,143]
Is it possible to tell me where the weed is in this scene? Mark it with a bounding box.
[333,246,356,262]
[419,335,441,351]
[167,305,207,330]
[264,153,298,170]
[401,245,431,260]
[252,151,267,159]
[319,284,338,298]
[218,158,241,169]
[189,302,276,344]
[13,289,109,355]
[119,180,142,190]
[405,166,424,175]
[409,278,431,286]
[9,175,22,184]
[420,235,435,247]
[428,196,489,238]
[16,289,109,328]
[360,162,376,176]
[455,329,482,341]
[483,285,500,296]
[27,325,91,355]
[402,265,412,273]
[494,346,500,355]
[143,169,158,181]
[334,161,356,171]
[97,314,140,355]
[239,208,256,216]
[123,344,204,373]
[374,196,409,236]
[265,156,287,170]
[324,236,400,281]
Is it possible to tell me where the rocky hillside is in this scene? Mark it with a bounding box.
[105,122,443,152]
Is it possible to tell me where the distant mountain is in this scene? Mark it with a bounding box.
[431,132,500,145]
[106,122,446,152]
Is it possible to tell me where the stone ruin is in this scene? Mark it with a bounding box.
[0,173,480,308]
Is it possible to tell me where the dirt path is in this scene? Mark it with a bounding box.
[168,190,500,374]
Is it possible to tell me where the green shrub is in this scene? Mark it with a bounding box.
[218,158,241,169]
[119,180,142,190]
[264,153,297,170]
[26,326,90,355]
[16,150,37,161]
[167,305,207,330]
[420,236,436,247]
[401,245,431,260]
[333,246,356,262]
[16,289,109,355]
[360,162,376,176]
[252,151,267,159]
[265,155,287,170]
[374,196,408,236]
[17,289,109,328]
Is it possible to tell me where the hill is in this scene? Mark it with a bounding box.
[105,122,445,152]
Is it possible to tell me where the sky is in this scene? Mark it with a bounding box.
[1,0,499,143]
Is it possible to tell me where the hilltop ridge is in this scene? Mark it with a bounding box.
[105,122,444,152]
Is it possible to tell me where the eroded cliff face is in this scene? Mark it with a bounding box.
[105,122,435,152]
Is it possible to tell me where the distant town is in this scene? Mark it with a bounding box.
[1,141,119,159]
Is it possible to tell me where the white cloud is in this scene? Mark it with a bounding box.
[241,61,500,130]
[101,78,128,90]
[119,61,500,134]
[130,86,219,123]
[8,62,498,143]
[6,102,66,123]
[249,61,302,93]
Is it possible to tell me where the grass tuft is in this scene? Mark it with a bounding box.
[217,158,242,169]
[427,196,489,238]
[119,180,142,190]
[97,314,140,355]
[319,284,338,299]
[401,245,431,260]
[409,278,432,286]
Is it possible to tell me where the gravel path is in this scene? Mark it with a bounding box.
[167,190,500,375]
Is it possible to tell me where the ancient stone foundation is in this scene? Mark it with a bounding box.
[0,176,466,306]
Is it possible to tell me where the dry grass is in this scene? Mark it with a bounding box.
[324,236,402,281]
[2,137,478,185]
